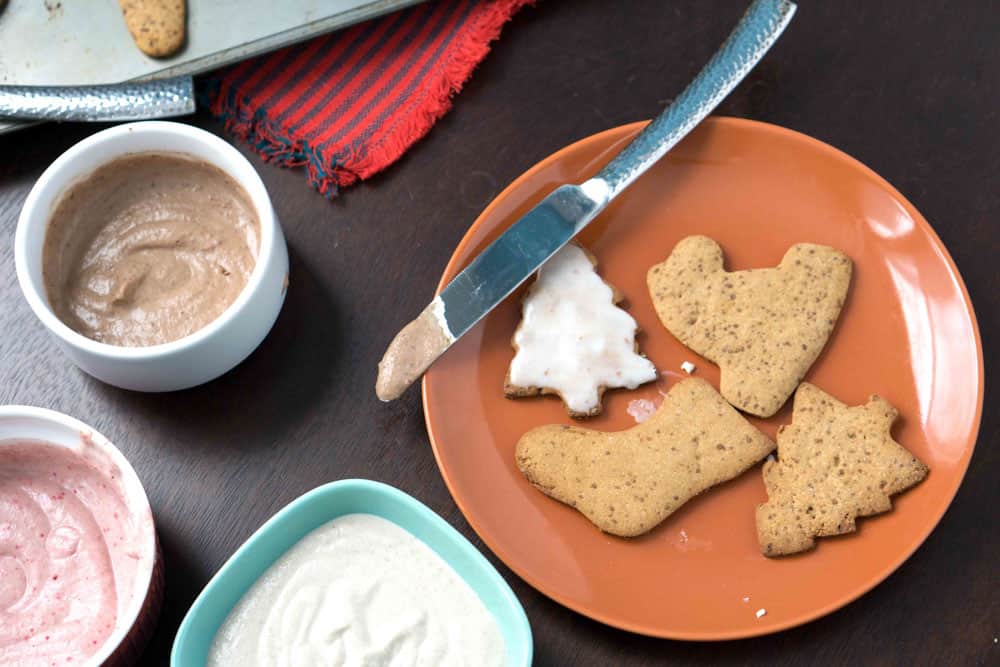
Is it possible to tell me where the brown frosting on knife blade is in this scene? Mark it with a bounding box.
[376,299,453,401]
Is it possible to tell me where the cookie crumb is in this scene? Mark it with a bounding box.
[755,608,767,619]
[679,529,688,543]
[741,596,750,603]
[680,361,696,374]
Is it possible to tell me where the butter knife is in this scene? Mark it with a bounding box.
[0,76,195,122]
[376,0,797,401]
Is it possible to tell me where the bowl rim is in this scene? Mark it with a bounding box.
[0,405,158,666]
[14,120,277,360]
[171,478,533,666]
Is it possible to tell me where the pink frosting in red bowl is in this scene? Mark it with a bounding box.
[0,407,161,666]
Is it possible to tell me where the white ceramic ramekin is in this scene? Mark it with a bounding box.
[0,406,163,666]
[15,121,288,392]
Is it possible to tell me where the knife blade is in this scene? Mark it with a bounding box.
[376,0,797,401]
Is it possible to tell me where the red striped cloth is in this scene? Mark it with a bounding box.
[207,0,533,197]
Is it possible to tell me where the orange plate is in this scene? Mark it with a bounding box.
[422,118,983,640]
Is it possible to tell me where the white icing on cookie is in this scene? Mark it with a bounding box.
[508,244,657,414]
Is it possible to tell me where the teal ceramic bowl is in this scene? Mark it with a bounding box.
[171,479,532,666]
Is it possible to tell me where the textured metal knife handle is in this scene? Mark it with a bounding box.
[592,0,796,200]
[0,76,195,122]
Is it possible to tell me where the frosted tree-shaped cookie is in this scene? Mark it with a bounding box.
[505,244,657,418]
[756,383,929,556]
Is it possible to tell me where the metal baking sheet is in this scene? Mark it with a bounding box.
[0,0,422,133]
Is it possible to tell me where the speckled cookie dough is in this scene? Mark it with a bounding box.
[119,0,186,58]
[647,236,852,417]
[516,378,775,537]
[756,383,928,556]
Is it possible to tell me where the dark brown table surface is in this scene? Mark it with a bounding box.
[0,1,996,665]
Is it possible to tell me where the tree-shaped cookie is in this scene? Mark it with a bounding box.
[506,244,657,418]
[516,378,775,537]
[647,236,852,417]
[756,383,929,556]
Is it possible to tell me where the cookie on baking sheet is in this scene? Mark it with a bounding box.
[505,243,657,418]
[515,378,775,537]
[119,0,186,58]
[647,236,852,418]
[756,383,929,557]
